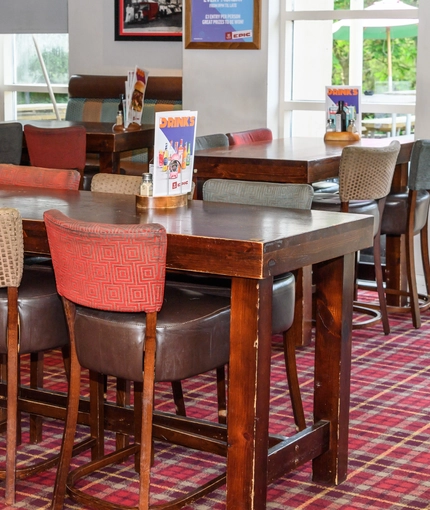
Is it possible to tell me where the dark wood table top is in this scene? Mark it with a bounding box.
[0,186,373,278]
[193,135,414,185]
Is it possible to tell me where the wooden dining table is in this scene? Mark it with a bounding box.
[193,134,414,194]
[20,120,155,174]
[194,134,415,342]
[0,186,373,509]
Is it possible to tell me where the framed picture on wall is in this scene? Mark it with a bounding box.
[184,0,260,49]
[115,0,182,41]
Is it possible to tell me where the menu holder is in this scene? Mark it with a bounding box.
[324,131,361,142]
[136,193,188,210]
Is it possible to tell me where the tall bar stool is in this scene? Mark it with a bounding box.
[0,208,72,505]
[90,172,218,424]
[379,139,430,328]
[44,210,231,509]
[312,141,401,335]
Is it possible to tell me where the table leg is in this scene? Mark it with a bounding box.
[227,276,273,510]
[312,253,354,485]
[99,152,121,174]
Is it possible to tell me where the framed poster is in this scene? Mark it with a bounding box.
[185,0,260,49]
[115,0,182,42]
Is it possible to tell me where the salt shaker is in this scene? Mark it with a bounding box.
[140,173,153,196]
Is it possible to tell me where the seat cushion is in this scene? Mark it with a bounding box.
[312,195,380,237]
[165,271,295,335]
[0,266,68,354]
[381,190,430,236]
[73,284,230,383]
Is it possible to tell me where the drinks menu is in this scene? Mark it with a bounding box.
[152,110,198,196]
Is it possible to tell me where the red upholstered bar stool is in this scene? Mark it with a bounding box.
[44,210,231,510]
[312,141,401,335]
[0,164,80,452]
[23,124,87,190]
[379,139,430,328]
[226,127,272,145]
[0,208,72,505]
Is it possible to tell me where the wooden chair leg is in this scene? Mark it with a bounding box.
[216,366,227,425]
[139,312,157,510]
[30,352,43,444]
[133,381,143,472]
[52,300,82,510]
[89,370,105,461]
[171,380,186,417]
[5,288,19,506]
[373,229,390,335]
[282,329,306,432]
[116,377,131,450]
[405,229,421,329]
[0,354,7,427]
[420,220,430,296]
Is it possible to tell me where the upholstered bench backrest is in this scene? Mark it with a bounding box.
[65,74,183,173]
[65,74,183,126]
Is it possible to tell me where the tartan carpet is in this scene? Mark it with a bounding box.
[1,304,430,509]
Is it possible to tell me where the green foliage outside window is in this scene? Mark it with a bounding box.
[333,0,418,92]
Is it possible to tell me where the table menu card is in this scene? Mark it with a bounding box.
[152,110,198,196]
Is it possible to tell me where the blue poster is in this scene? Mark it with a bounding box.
[191,0,254,43]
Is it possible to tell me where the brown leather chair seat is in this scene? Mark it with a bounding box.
[73,284,230,383]
[0,266,68,354]
[167,272,295,337]
[381,190,430,235]
[312,195,380,236]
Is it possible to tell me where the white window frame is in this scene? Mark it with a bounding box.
[0,34,68,122]
[280,5,418,137]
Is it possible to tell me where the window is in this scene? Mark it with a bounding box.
[1,33,69,121]
[281,0,418,138]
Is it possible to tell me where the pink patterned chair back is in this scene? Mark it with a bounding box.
[227,128,273,146]
[43,209,167,313]
[0,164,81,190]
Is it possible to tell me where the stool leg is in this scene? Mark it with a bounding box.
[216,366,227,425]
[373,228,390,335]
[282,330,306,432]
[139,312,157,510]
[30,352,43,444]
[51,299,81,510]
[5,288,19,505]
[171,380,186,417]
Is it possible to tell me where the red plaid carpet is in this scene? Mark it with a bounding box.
[1,303,430,509]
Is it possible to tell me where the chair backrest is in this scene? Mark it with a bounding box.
[408,139,430,191]
[195,133,229,151]
[0,208,23,289]
[226,128,273,146]
[338,141,401,202]
[44,209,167,313]
[24,125,87,175]
[91,173,142,195]
[0,164,81,190]
[0,123,23,165]
[203,179,314,209]
[66,74,183,126]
